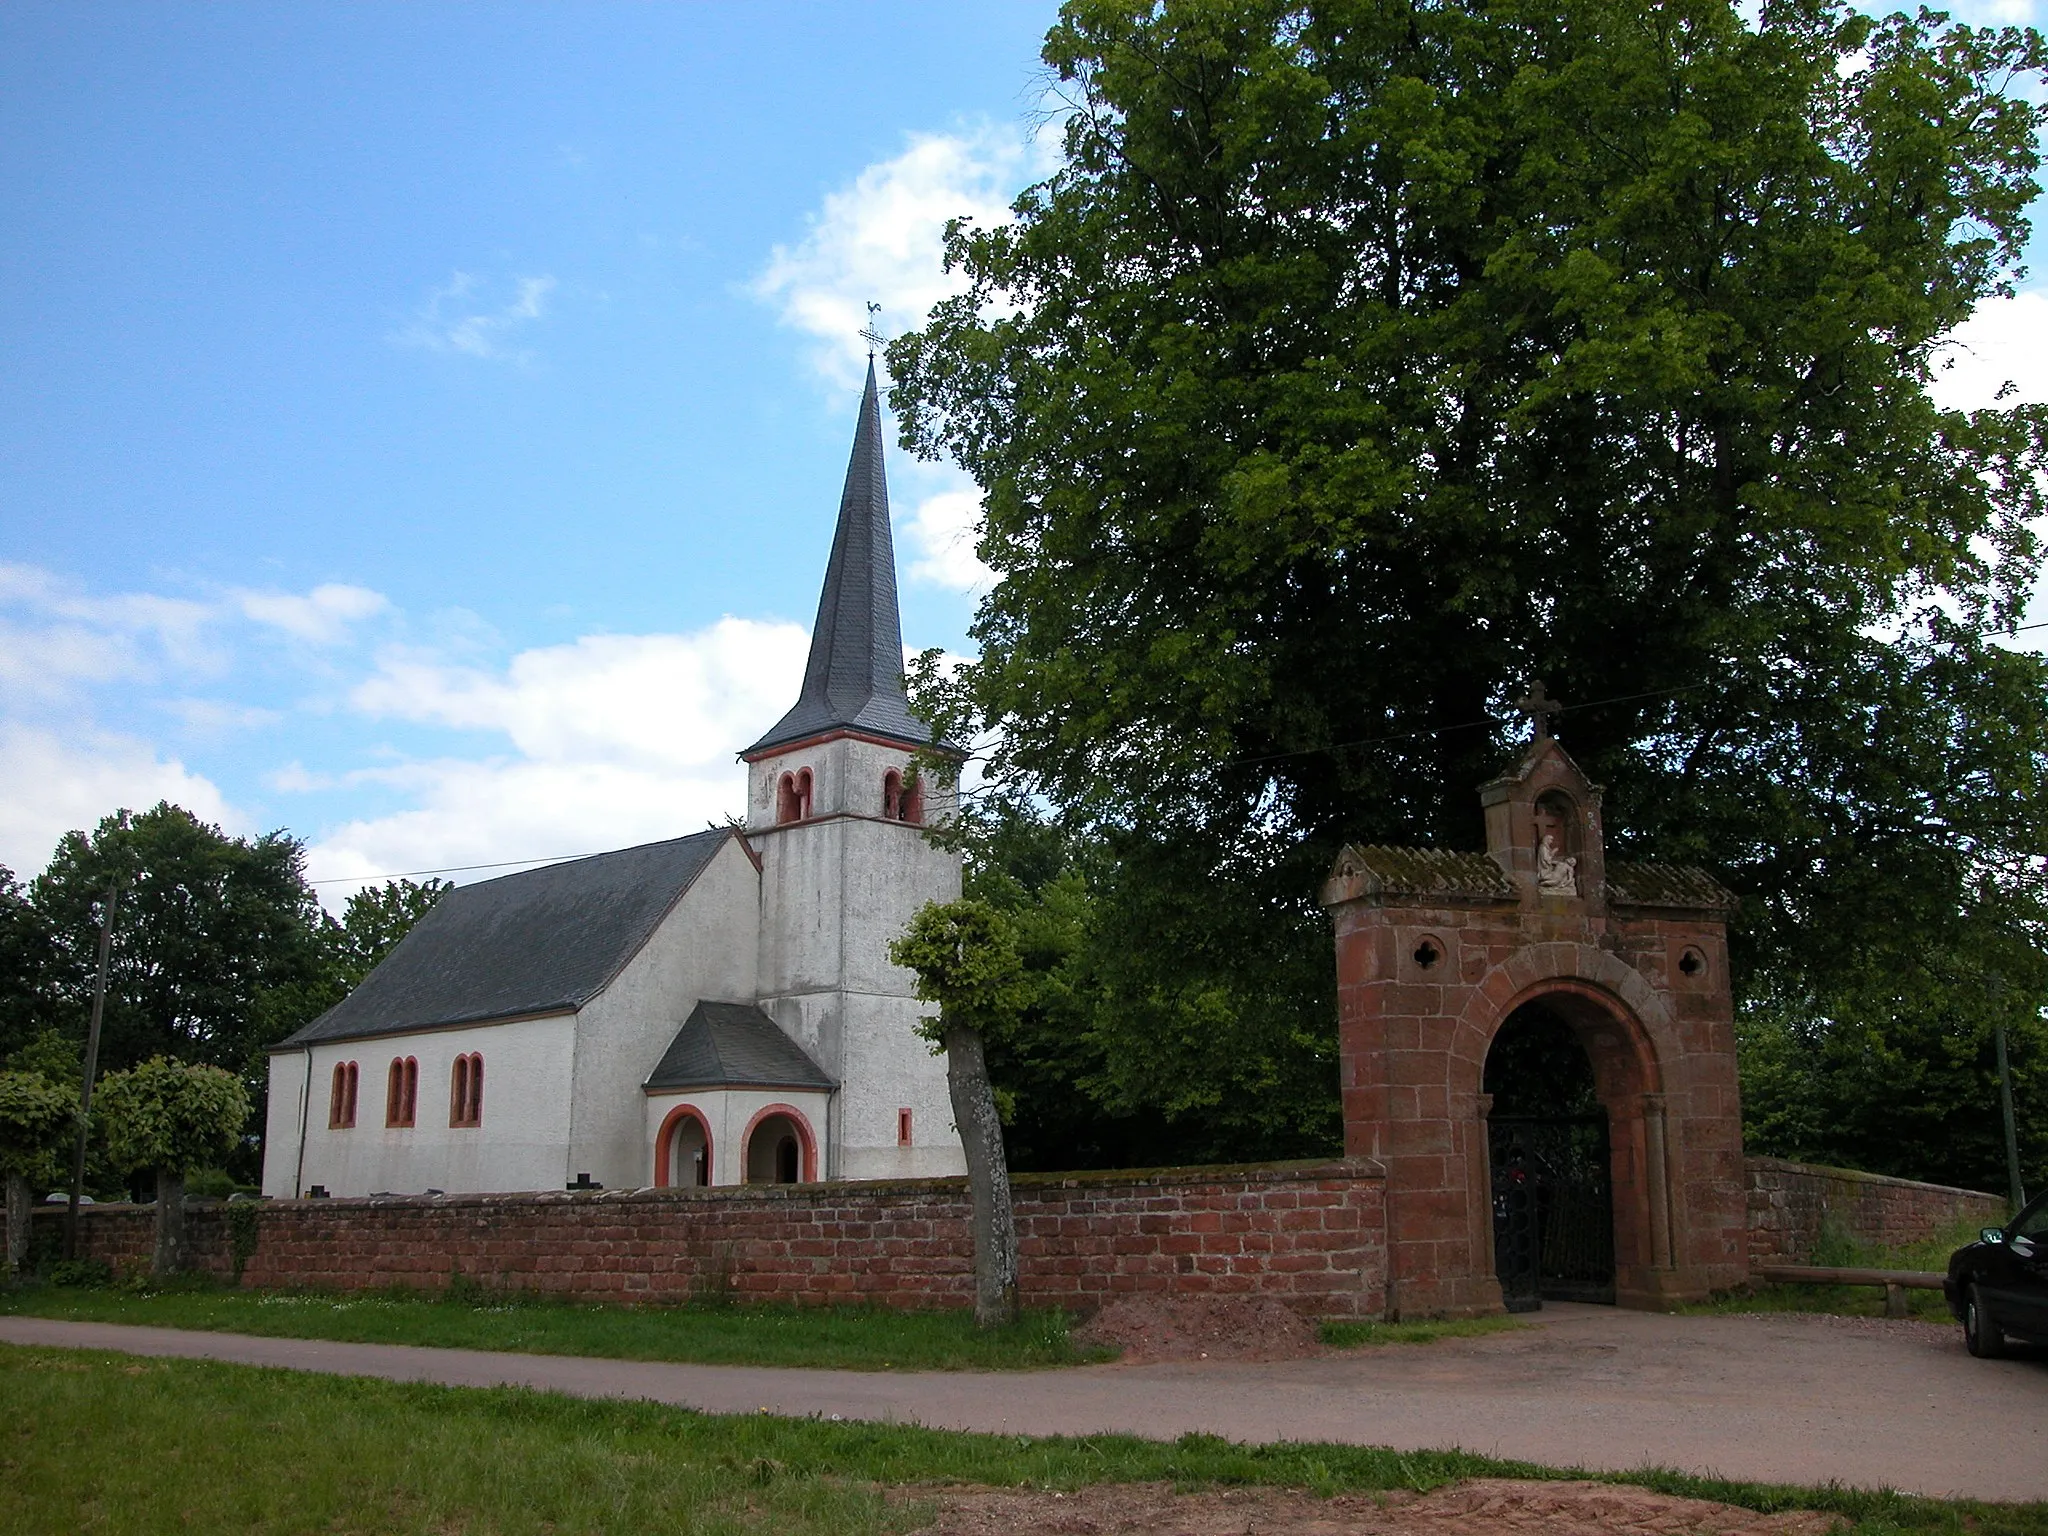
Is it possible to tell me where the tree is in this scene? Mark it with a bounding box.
[893,0,2048,1192]
[890,899,1030,1327]
[31,804,326,1181]
[0,866,62,1067]
[95,1057,250,1276]
[325,878,451,990]
[0,1070,72,1276]
[958,800,1340,1169]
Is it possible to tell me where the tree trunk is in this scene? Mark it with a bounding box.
[943,1020,1018,1328]
[154,1167,186,1277]
[5,1172,28,1279]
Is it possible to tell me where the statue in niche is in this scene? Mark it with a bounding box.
[1533,796,1578,895]
[1536,831,1578,895]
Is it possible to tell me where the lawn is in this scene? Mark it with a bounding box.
[0,1281,1110,1371]
[2,1345,2041,1536]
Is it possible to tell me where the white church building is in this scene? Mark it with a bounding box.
[261,365,968,1197]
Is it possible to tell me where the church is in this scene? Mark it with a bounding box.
[260,365,969,1198]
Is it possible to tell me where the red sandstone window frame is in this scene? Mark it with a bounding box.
[653,1103,715,1187]
[881,769,924,825]
[386,1056,418,1128]
[897,1107,913,1147]
[329,1061,358,1129]
[775,767,816,825]
[449,1053,483,1128]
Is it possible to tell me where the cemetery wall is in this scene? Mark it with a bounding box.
[1745,1156,2009,1263]
[14,1154,2010,1309]
[18,1158,1390,1318]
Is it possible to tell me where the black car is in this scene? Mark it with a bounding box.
[1946,1189,2048,1357]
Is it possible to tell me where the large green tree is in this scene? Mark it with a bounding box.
[895,0,2048,1191]
[32,803,327,1084]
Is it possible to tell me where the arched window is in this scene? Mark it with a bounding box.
[449,1053,483,1127]
[386,1056,418,1128]
[882,768,924,825]
[776,767,816,824]
[329,1062,359,1129]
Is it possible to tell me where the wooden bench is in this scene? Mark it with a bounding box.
[1751,1263,1946,1319]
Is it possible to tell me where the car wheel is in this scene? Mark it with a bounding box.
[1965,1284,2006,1359]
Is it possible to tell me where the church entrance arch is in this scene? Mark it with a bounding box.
[1320,699,1748,1317]
[653,1104,713,1188]
[742,1105,817,1185]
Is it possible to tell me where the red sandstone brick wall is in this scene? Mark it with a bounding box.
[17,1160,1390,1319]
[1745,1156,2008,1264]
[14,1154,2003,1311]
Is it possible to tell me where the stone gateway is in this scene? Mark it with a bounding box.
[1321,723,1747,1315]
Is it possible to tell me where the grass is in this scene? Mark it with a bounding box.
[3,1345,2043,1536]
[0,1280,1113,1372]
[1318,1314,1530,1348]
[1683,1213,1990,1324]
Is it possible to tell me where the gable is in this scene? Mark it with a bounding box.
[276,829,735,1049]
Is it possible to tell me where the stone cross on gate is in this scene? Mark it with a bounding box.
[1514,680,1564,742]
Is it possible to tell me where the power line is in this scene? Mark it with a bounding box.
[308,855,595,886]
[307,617,2048,888]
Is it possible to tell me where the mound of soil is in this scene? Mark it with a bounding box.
[1073,1295,1323,1363]
[901,1477,1843,1536]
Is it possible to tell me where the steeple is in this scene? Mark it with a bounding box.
[745,360,931,757]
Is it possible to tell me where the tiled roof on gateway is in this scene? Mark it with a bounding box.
[274,829,730,1049]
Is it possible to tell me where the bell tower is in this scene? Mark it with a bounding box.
[741,360,967,1180]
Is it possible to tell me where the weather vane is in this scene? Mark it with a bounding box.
[860,300,885,360]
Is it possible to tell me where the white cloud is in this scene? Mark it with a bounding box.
[1930,290,2048,413]
[0,563,220,698]
[237,583,389,645]
[350,619,808,769]
[900,475,993,592]
[300,617,812,894]
[392,271,558,364]
[0,722,239,876]
[753,125,1037,390]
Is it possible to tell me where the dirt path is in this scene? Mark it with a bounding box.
[899,1478,1849,1536]
[3,1304,2043,1501]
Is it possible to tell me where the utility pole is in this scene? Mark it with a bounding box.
[1995,1017,2026,1214]
[63,881,120,1262]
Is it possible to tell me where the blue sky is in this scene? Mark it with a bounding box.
[2,1,2044,902]
[0,2,1060,895]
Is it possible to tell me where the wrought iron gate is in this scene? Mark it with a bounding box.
[1489,1115,1616,1310]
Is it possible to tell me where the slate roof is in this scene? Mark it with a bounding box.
[745,359,935,756]
[1605,861,1739,912]
[1334,846,1520,900]
[644,1001,836,1092]
[274,830,732,1049]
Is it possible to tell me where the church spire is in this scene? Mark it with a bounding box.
[745,359,931,757]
